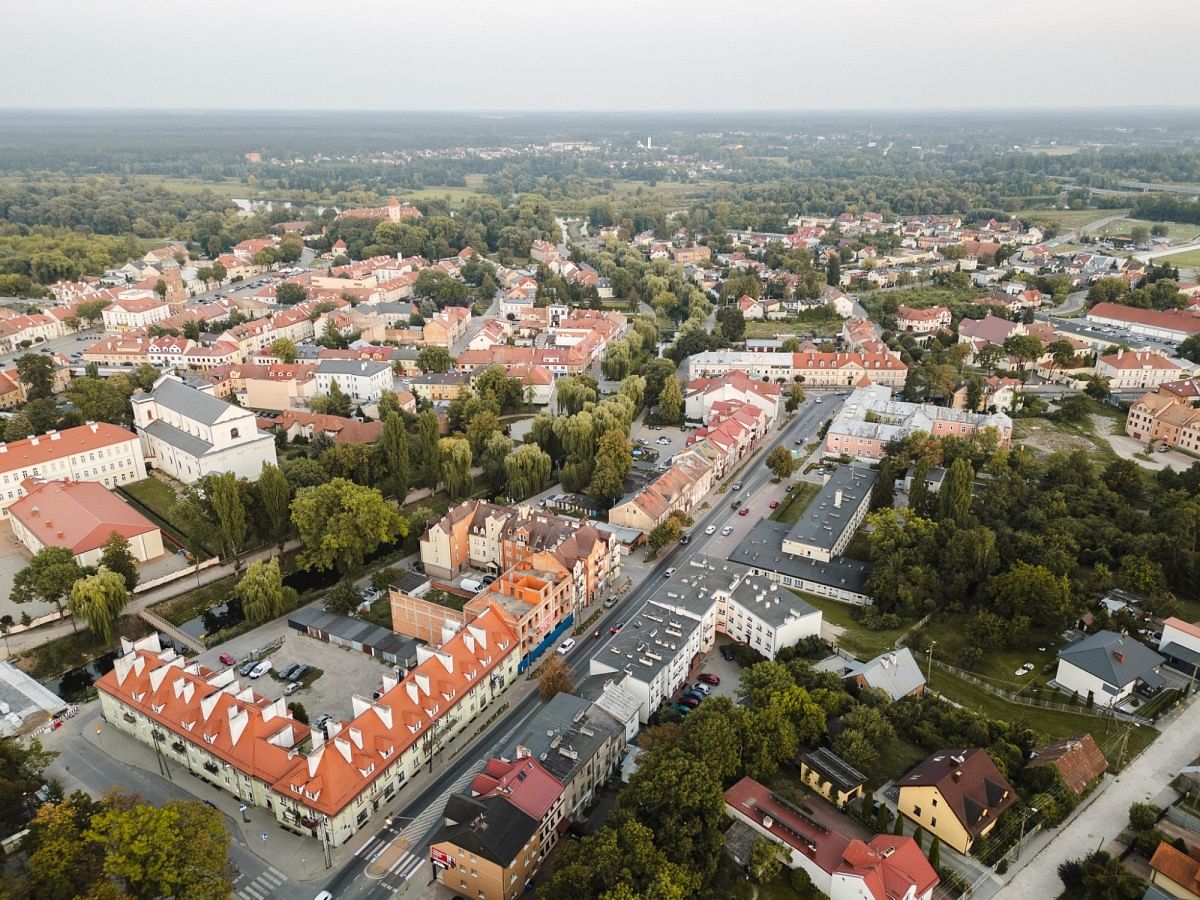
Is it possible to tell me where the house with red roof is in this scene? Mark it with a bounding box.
[8,479,164,567]
[895,304,951,336]
[724,777,938,900]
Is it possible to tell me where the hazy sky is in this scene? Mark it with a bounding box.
[7,0,1199,111]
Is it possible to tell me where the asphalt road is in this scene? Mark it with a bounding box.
[322,398,838,900]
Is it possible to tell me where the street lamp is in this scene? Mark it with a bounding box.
[1013,806,1039,863]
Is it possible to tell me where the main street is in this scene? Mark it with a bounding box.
[322,396,840,899]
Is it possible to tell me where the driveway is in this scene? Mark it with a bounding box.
[1104,432,1195,473]
[0,520,42,621]
[998,697,1200,898]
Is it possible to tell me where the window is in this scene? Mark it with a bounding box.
[230,428,239,439]
[932,798,937,807]
[931,817,937,828]
[912,805,922,817]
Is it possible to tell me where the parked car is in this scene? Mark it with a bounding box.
[679,533,690,545]
[815,397,823,403]
[698,672,720,685]
[218,652,237,666]
[720,525,734,536]
[691,682,712,695]
[682,690,705,703]
[359,588,382,604]
[720,645,736,661]
[769,500,779,509]
[603,596,617,608]
[557,638,576,655]
[673,704,693,716]
[291,664,312,681]
[239,660,259,676]
[679,696,701,709]
[785,484,795,492]
[312,713,333,731]
[283,681,301,696]
[248,660,272,679]
[704,524,716,535]
[278,664,300,681]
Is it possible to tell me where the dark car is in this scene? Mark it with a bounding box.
[682,690,705,703]
[291,664,312,681]
[720,645,736,661]
[673,704,693,715]
[610,622,624,634]
[679,533,691,545]
[730,499,741,510]
[698,672,720,685]
[679,696,701,709]
[239,660,258,676]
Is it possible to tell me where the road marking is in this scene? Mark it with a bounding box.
[236,885,263,900]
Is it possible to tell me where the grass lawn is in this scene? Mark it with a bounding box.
[1157,247,1200,268]
[1097,218,1200,243]
[916,613,1064,689]
[119,478,213,554]
[925,666,1158,768]
[398,185,486,205]
[790,590,907,660]
[745,318,843,339]
[1018,208,1128,233]
[362,594,393,629]
[1012,414,1118,461]
[151,574,239,626]
[770,481,820,524]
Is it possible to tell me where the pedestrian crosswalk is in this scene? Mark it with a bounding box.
[234,865,288,900]
[353,834,427,884]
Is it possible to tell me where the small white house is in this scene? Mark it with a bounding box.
[313,359,393,404]
[1055,630,1166,707]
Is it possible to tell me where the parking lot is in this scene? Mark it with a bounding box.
[631,421,693,468]
[191,605,395,726]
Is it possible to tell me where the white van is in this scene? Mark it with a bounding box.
[557,638,576,655]
[248,660,272,679]
[460,578,483,593]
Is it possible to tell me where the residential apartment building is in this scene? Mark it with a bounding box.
[897,749,1016,854]
[420,500,516,579]
[608,451,716,533]
[0,423,147,515]
[1095,348,1184,391]
[825,384,1012,460]
[101,297,171,333]
[685,350,907,388]
[1125,379,1200,452]
[464,557,575,664]
[684,370,782,424]
[423,307,471,347]
[97,606,518,850]
[131,375,277,483]
[314,359,392,404]
[412,372,471,402]
[232,363,318,411]
[895,304,951,335]
[431,794,541,900]
[781,466,876,562]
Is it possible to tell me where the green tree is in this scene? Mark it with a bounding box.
[12,546,85,630]
[505,443,552,501]
[24,792,106,900]
[938,457,975,524]
[766,445,797,480]
[537,654,575,701]
[1002,333,1044,382]
[16,353,55,400]
[648,519,682,551]
[827,254,841,286]
[69,568,129,644]
[209,472,248,566]
[465,409,502,460]
[269,337,298,362]
[379,413,412,500]
[84,796,232,900]
[291,478,405,572]
[0,736,56,836]
[416,409,442,489]
[590,428,632,503]
[716,306,746,343]
[416,345,454,374]
[275,282,308,305]
[439,437,474,501]
[67,375,133,425]
[619,374,646,409]
[99,532,139,591]
[481,431,513,492]
[928,835,941,870]
[656,375,683,425]
[237,558,291,625]
[311,378,353,417]
[256,462,292,549]
[748,835,787,884]
[987,561,1073,629]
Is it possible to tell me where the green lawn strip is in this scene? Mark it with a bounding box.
[119,479,213,555]
[744,317,843,339]
[362,595,393,628]
[789,590,906,660]
[151,575,239,626]
[770,481,821,524]
[1157,248,1200,268]
[917,613,1063,687]
[926,666,1158,767]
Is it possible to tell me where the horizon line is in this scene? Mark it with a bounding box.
[3,105,1200,115]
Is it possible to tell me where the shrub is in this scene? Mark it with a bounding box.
[1129,803,1160,832]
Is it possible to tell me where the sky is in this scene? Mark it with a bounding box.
[7,0,1200,112]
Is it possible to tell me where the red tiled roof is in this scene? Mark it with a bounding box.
[9,479,158,555]
[1149,842,1200,895]
[1025,735,1108,795]
[0,423,138,474]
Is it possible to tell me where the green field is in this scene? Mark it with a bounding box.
[119,478,209,553]
[917,612,1063,688]
[398,185,486,205]
[790,590,908,660]
[1096,218,1200,243]
[745,318,843,339]
[1018,208,1124,233]
[925,665,1157,768]
[1157,247,1200,268]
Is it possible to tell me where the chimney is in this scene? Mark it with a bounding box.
[1117,347,1124,360]
[29,436,38,446]
[762,814,774,829]
[834,489,843,509]
[952,770,961,783]
[89,422,98,433]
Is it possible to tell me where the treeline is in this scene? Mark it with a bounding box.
[1130,194,1200,226]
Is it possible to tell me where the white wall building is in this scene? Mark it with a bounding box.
[314,359,393,404]
[131,375,277,483]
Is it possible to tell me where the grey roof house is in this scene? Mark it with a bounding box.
[844,647,926,700]
[1055,630,1166,708]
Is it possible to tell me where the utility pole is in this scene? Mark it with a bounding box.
[1116,722,1133,773]
[926,640,937,683]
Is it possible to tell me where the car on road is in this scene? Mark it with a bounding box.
[720,645,736,661]
[664,567,675,578]
[557,638,576,655]
[794,439,803,445]
[704,524,716,535]
[720,525,733,536]
[610,622,624,634]
[283,681,301,696]
[314,892,333,900]
[730,499,741,510]
[698,672,720,685]
[814,397,822,403]
[593,628,602,639]
[218,652,237,666]
[679,533,691,545]
[731,481,743,491]
[769,500,779,509]
[248,660,272,679]
[738,507,749,516]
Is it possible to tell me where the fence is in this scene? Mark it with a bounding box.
[928,657,1152,726]
[133,557,221,595]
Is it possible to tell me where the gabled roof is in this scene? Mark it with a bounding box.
[138,375,237,426]
[836,835,939,900]
[434,793,538,866]
[845,647,925,700]
[899,749,1016,839]
[9,479,158,555]
[1025,735,1108,794]
[1149,842,1200,895]
[1057,630,1165,688]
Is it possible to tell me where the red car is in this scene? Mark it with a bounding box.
[679,695,701,708]
[769,500,779,509]
[610,622,625,634]
[218,652,237,666]
[698,672,720,686]
[738,507,750,516]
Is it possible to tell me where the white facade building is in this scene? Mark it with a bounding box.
[314,359,393,404]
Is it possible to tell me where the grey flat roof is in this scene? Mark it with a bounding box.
[660,555,818,629]
[498,693,620,785]
[595,596,704,684]
[1161,641,1200,668]
[142,376,232,425]
[785,466,877,552]
[289,606,416,658]
[730,520,872,596]
[0,661,66,735]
